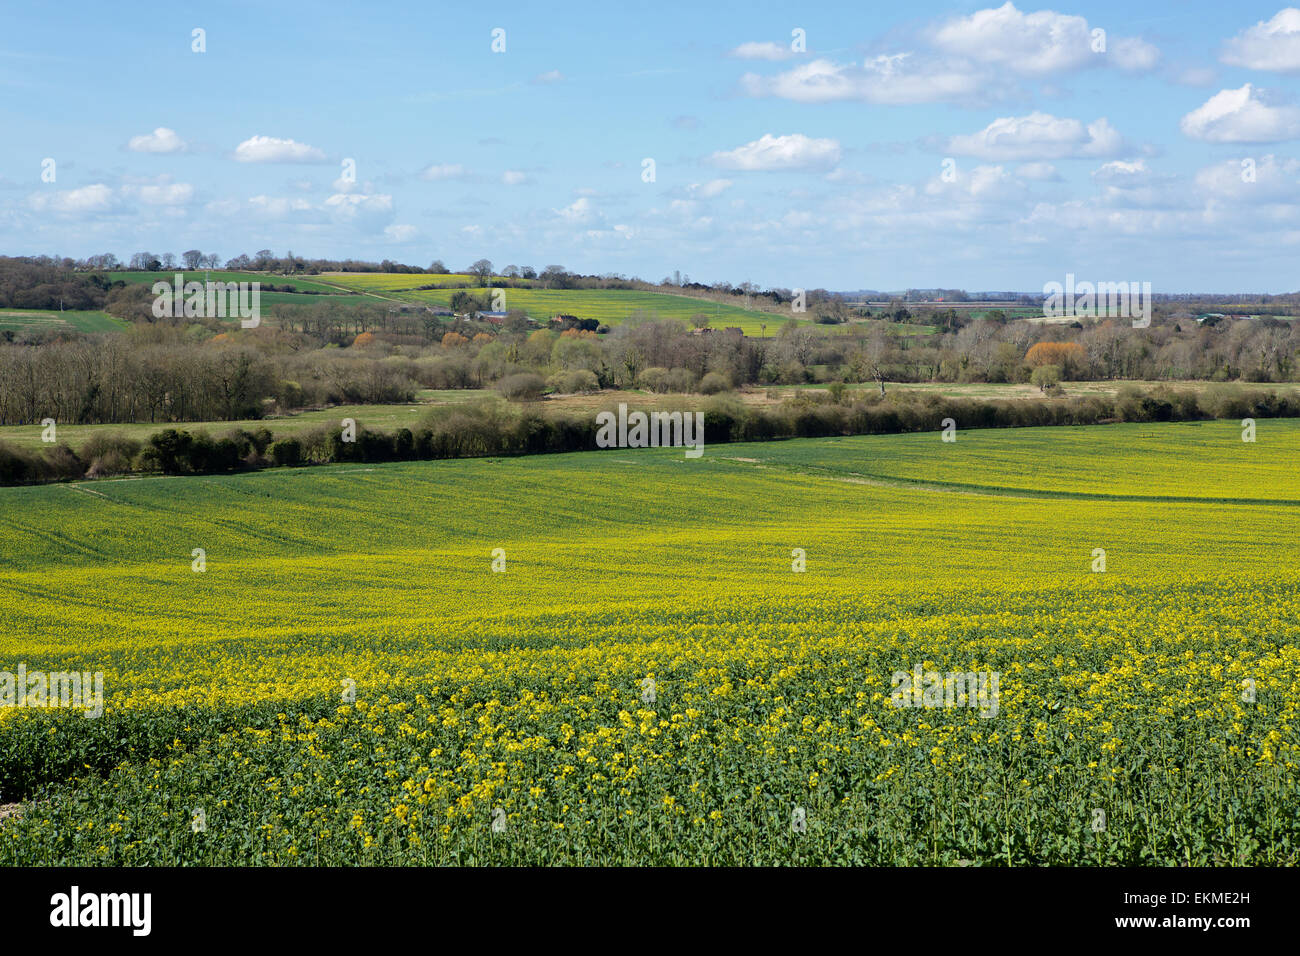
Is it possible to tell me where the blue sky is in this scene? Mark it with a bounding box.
[4,1,1300,291]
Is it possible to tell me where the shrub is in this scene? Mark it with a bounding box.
[268,438,303,467]
[546,369,599,393]
[496,373,547,402]
[663,368,697,393]
[699,372,733,395]
[147,429,194,475]
[637,367,669,392]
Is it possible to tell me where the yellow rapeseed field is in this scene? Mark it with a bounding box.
[0,421,1296,864]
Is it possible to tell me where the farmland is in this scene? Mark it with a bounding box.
[323,273,791,333]
[112,271,352,296]
[0,309,127,334]
[0,421,1297,865]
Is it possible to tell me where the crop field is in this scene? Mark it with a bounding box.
[406,287,784,333]
[322,272,508,292]
[111,271,351,295]
[0,421,1297,865]
[0,309,128,334]
[322,273,789,333]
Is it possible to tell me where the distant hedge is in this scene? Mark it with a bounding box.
[1,386,1297,486]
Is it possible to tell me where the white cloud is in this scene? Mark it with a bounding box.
[931,3,1157,75]
[924,163,1021,200]
[688,178,733,198]
[384,224,419,241]
[741,56,997,105]
[947,112,1123,160]
[1111,37,1161,72]
[730,41,792,61]
[234,135,327,163]
[127,127,186,154]
[420,163,467,181]
[27,184,115,214]
[324,192,394,227]
[556,197,595,222]
[1195,154,1300,201]
[1180,84,1300,143]
[502,170,529,185]
[932,3,1095,74]
[1222,8,1300,72]
[533,69,564,83]
[710,133,842,170]
[1091,159,1155,187]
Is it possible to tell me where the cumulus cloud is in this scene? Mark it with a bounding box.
[741,55,997,105]
[923,163,1022,200]
[324,192,394,226]
[27,184,115,214]
[1222,8,1300,71]
[233,135,327,163]
[709,132,842,170]
[127,127,186,154]
[25,180,194,216]
[932,2,1096,73]
[1180,84,1300,143]
[1195,153,1300,201]
[1091,159,1157,187]
[1111,37,1161,72]
[931,2,1157,75]
[947,112,1123,160]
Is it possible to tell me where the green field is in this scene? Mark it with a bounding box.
[406,287,785,333]
[321,272,509,291]
[111,271,350,295]
[324,273,790,333]
[0,421,1297,864]
[0,309,128,334]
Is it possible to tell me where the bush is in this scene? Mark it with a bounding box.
[0,440,40,483]
[268,438,303,467]
[85,448,132,478]
[79,431,142,464]
[699,372,733,395]
[546,369,599,394]
[663,368,697,393]
[147,429,193,475]
[637,367,669,392]
[496,372,547,402]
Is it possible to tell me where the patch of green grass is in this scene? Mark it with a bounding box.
[111,271,350,295]
[0,309,128,334]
